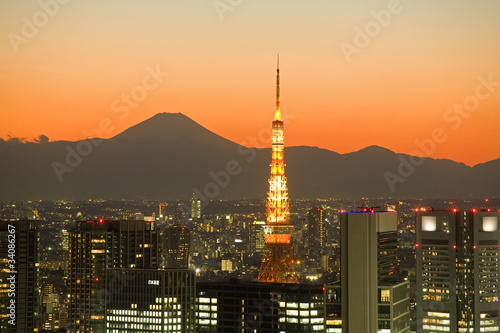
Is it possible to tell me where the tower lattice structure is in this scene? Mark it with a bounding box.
[258,56,298,283]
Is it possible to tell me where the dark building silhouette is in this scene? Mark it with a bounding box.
[164,207,190,269]
[68,219,159,333]
[307,206,326,250]
[196,280,325,332]
[0,220,38,332]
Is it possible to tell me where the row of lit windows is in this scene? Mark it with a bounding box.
[285,309,319,317]
[197,305,217,311]
[106,323,164,330]
[149,304,181,310]
[107,315,182,324]
[155,297,178,303]
[479,296,499,302]
[423,324,450,331]
[423,288,450,294]
[107,316,162,324]
[278,302,320,309]
[423,294,450,301]
[423,318,450,325]
[106,325,182,332]
[279,317,323,323]
[427,312,450,318]
[109,310,162,317]
[198,297,217,304]
[326,319,342,326]
[197,312,217,319]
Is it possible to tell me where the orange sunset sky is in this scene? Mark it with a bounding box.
[1,1,499,166]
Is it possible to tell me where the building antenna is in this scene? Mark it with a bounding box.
[277,53,280,105]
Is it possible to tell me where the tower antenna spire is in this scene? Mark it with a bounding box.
[275,53,281,119]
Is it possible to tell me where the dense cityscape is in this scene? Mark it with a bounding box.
[1,197,499,332]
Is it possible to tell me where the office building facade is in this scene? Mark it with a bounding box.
[196,281,325,332]
[336,210,410,333]
[416,210,500,332]
[250,221,265,254]
[106,268,196,332]
[68,219,159,332]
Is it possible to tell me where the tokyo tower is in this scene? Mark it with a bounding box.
[258,55,298,283]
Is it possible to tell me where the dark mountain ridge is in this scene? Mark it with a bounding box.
[0,113,498,200]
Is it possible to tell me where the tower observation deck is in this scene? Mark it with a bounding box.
[258,55,298,283]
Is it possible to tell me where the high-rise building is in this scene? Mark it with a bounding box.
[332,210,410,333]
[68,219,159,333]
[164,208,190,269]
[164,225,190,269]
[191,195,201,219]
[307,206,326,250]
[416,209,500,333]
[258,56,298,283]
[0,220,38,332]
[250,220,266,254]
[39,283,62,331]
[106,268,196,332]
[196,280,325,332]
[159,203,167,217]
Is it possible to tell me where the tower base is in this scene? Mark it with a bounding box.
[258,244,298,283]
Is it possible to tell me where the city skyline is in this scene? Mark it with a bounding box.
[1,1,499,327]
[1,1,500,167]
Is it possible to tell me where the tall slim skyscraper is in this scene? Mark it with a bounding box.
[336,210,410,333]
[68,219,159,333]
[416,209,500,333]
[307,206,326,250]
[0,220,38,333]
[258,56,298,283]
[164,207,190,269]
[250,220,266,254]
[191,195,201,219]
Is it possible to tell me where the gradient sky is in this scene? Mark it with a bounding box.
[1,0,499,166]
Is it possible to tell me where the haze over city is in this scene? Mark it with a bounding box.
[1,0,500,167]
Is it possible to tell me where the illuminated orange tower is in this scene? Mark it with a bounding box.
[258,55,298,283]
